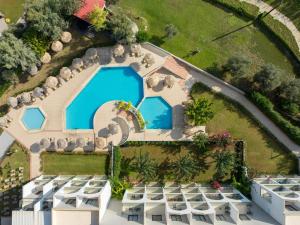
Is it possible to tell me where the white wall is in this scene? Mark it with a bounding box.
[52,210,99,225]
[229,203,239,224]
[22,182,36,198]
[99,181,111,223]
[285,214,300,225]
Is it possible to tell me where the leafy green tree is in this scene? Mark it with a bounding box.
[280,79,300,104]
[136,30,150,43]
[88,6,108,31]
[193,133,209,153]
[171,155,198,182]
[164,24,178,39]
[254,64,283,92]
[24,0,68,41]
[1,70,20,85]
[22,28,50,57]
[0,32,38,71]
[223,56,250,77]
[213,150,234,180]
[108,12,135,43]
[185,98,214,126]
[47,0,84,17]
[132,151,157,183]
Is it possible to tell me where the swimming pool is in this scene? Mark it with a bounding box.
[22,107,45,130]
[139,97,172,129]
[66,67,144,129]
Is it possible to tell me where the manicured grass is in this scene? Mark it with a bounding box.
[121,145,216,183]
[41,152,109,175]
[0,142,30,181]
[191,84,297,174]
[118,0,298,79]
[0,0,24,23]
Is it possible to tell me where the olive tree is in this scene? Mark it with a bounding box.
[0,32,38,71]
[254,64,283,92]
[223,56,250,77]
[164,24,178,39]
[280,79,300,104]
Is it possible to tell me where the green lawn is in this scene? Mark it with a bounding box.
[0,142,30,182]
[41,153,109,175]
[191,84,297,174]
[118,0,298,79]
[0,0,24,23]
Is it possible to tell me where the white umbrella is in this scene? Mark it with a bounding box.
[85,48,98,60]
[60,31,72,43]
[45,76,58,89]
[76,137,86,148]
[164,75,175,88]
[40,52,51,64]
[108,123,119,135]
[146,76,159,88]
[28,65,38,76]
[130,44,142,56]
[40,138,50,149]
[57,138,67,149]
[143,53,155,66]
[71,58,83,71]
[33,87,44,98]
[113,44,125,57]
[59,67,72,81]
[51,41,63,52]
[7,97,18,108]
[20,92,31,104]
[95,137,106,149]
[82,55,90,68]
[0,117,8,128]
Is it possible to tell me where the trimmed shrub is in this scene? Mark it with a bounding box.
[113,146,122,179]
[249,92,300,144]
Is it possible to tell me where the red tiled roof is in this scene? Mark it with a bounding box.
[163,56,189,80]
[74,0,105,22]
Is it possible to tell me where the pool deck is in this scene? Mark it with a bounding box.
[4,45,195,155]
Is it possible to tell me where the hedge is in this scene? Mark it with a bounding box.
[249,92,300,145]
[208,0,300,62]
[113,146,122,178]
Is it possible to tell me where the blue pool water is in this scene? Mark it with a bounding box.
[66,67,144,129]
[22,108,45,130]
[139,97,172,129]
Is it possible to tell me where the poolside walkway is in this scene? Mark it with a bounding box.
[240,0,300,52]
[0,131,14,159]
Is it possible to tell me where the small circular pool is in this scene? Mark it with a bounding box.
[21,107,45,131]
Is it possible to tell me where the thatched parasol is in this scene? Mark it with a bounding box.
[164,75,175,88]
[85,48,98,61]
[7,97,18,108]
[146,76,159,88]
[113,44,125,57]
[130,44,142,57]
[71,58,83,71]
[20,92,31,104]
[51,41,63,52]
[68,139,77,149]
[95,137,106,149]
[143,53,155,67]
[45,76,58,89]
[59,67,72,81]
[108,123,119,135]
[82,55,91,68]
[33,87,44,98]
[40,52,51,64]
[40,138,50,149]
[76,137,86,148]
[60,31,72,43]
[0,117,8,128]
[57,138,67,149]
[28,65,38,76]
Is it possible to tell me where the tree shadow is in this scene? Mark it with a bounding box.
[150,35,165,46]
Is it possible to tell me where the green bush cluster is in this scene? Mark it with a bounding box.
[113,146,122,178]
[249,92,300,144]
[22,28,50,57]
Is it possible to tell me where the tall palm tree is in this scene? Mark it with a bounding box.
[193,133,209,154]
[213,150,234,180]
[172,155,198,182]
[132,151,157,183]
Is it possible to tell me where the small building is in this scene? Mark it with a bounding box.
[12,175,111,225]
[252,176,300,225]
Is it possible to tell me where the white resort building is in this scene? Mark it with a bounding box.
[12,175,111,225]
[251,176,300,225]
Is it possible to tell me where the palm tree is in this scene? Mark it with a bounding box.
[132,151,157,183]
[213,150,234,180]
[171,155,198,182]
[193,133,209,153]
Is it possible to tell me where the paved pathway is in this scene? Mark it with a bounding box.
[30,152,41,179]
[241,0,300,52]
[0,131,14,159]
[145,43,300,156]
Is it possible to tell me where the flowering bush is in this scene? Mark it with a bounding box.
[209,131,232,148]
[212,180,222,189]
